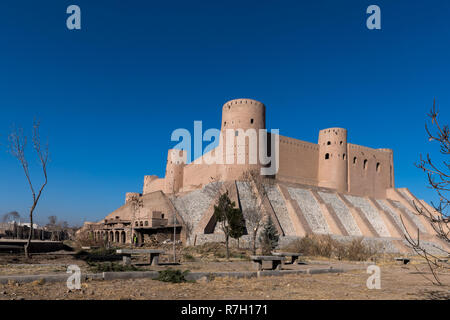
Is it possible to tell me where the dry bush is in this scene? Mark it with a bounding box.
[284,234,335,258]
[75,231,106,248]
[283,234,379,261]
[345,238,380,261]
[183,242,251,261]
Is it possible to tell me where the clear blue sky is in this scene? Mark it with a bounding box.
[0,0,449,226]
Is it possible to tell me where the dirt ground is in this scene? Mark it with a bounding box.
[0,251,449,300]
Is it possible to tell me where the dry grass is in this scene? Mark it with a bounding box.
[182,242,251,261]
[282,234,380,261]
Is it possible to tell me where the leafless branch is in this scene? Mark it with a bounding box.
[410,100,450,285]
[8,120,49,258]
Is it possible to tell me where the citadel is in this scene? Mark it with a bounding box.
[79,98,448,254]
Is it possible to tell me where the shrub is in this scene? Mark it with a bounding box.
[156,269,190,283]
[74,248,122,262]
[183,253,196,262]
[283,234,379,261]
[88,262,141,272]
[345,238,379,261]
[214,251,226,258]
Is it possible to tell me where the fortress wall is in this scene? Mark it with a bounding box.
[143,176,165,194]
[276,135,319,185]
[182,162,220,192]
[125,192,140,204]
[347,144,393,198]
[105,203,134,221]
[106,191,173,224]
[135,191,172,221]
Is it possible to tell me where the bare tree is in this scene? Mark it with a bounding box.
[1,211,20,223]
[241,169,273,254]
[47,215,57,226]
[8,120,48,258]
[405,100,450,285]
[1,211,21,239]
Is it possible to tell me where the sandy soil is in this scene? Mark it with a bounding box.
[1,244,449,300]
[0,261,449,300]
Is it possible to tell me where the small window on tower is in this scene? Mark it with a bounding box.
[364,159,368,170]
[250,118,254,124]
[224,121,226,126]
[376,162,381,172]
[235,131,239,136]
[327,141,331,145]
[325,153,330,160]
[353,157,357,164]
[343,153,346,160]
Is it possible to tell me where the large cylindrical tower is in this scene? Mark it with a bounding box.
[219,98,266,180]
[221,98,266,132]
[164,149,186,194]
[318,128,348,192]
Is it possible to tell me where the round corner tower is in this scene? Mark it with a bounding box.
[164,149,186,194]
[219,98,266,180]
[318,128,348,192]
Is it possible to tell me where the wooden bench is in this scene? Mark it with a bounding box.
[394,257,410,265]
[250,255,285,271]
[116,249,165,266]
[272,252,303,264]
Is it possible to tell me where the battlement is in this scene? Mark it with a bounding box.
[222,98,265,109]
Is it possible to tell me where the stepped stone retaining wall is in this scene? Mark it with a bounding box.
[288,187,330,234]
[318,192,362,236]
[171,182,222,231]
[376,199,407,234]
[264,185,296,236]
[345,195,390,237]
[392,201,427,233]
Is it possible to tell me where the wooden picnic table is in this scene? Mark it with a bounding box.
[116,249,165,266]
